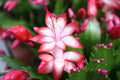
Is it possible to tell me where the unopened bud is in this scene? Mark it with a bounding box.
[77,8,86,19]
[44,1,48,10]
[80,18,89,32]
[107,43,113,48]
[87,0,97,17]
[11,39,21,49]
[100,58,104,62]
[1,31,8,40]
[97,69,101,74]
[68,8,76,19]
[101,70,107,76]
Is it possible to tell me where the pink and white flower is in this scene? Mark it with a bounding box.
[30,10,83,53]
[38,48,84,80]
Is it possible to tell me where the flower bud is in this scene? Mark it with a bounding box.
[44,1,48,10]
[68,8,76,20]
[100,58,104,62]
[101,70,107,76]
[80,18,89,32]
[7,1,18,12]
[1,31,8,40]
[97,69,101,74]
[113,14,120,25]
[77,8,86,19]
[107,21,114,32]
[87,0,97,17]
[1,70,28,80]
[109,24,120,39]
[11,39,21,49]
[107,43,113,48]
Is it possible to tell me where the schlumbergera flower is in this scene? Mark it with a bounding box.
[30,10,83,53]
[3,0,18,12]
[30,10,84,80]
[7,25,35,48]
[1,70,28,80]
[38,48,84,80]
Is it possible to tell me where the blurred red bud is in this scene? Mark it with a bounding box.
[77,8,86,19]
[87,0,97,17]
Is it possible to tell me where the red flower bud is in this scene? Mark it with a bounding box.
[107,21,114,32]
[77,8,86,19]
[1,70,28,80]
[87,0,97,17]
[109,24,120,39]
[80,19,89,32]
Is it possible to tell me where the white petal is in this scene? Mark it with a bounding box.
[62,36,83,49]
[38,42,55,52]
[64,51,84,63]
[61,22,79,37]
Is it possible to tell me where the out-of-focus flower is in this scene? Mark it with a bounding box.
[1,30,14,40]
[97,0,120,22]
[0,50,5,56]
[29,0,44,5]
[30,10,83,53]
[108,24,120,39]
[38,50,84,80]
[3,0,18,12]
[7,26,32,42]
[77,8,86,19]
[87,0,97,18]
[68,8,76,22]
[1,70,28,80]
[43,1,48,10]
[7,26,35,48]
[0,28,3,35]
